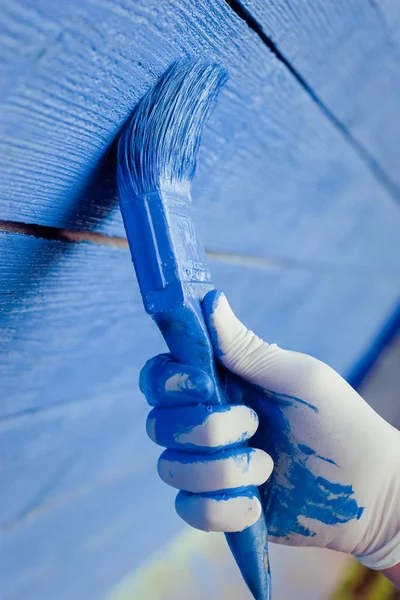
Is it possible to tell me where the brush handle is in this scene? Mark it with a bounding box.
[153,298,271,600]
[120,191,271,600]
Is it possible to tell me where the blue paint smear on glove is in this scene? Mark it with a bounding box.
[246,387,364,539]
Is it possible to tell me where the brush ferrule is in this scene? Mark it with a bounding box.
[120,191,212,314]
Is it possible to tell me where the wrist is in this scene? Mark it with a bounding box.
[354,445,400,571]
[356,528,400,571]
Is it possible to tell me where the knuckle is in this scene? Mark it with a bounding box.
[145,409,157,444]
[173,404,258,449]
[175,490,262,532]
[157,447,273,493]
[252,448,274,484]
[140,358,214,408]
[139,353,171,396]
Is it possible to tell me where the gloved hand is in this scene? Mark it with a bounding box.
[140,290,400,571]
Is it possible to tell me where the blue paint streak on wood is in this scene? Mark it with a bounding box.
[0,0,400,271]
[1,0,400,598]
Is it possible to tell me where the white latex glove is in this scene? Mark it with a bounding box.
[140,290,400,571]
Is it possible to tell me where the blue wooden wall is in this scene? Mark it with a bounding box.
[1,1,399,598]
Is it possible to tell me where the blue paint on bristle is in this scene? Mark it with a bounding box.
[118,60,228,197]
[117,59,271,600]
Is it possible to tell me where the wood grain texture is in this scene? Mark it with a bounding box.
[242,0,400,190]
[1,231,399,600]
[0,0,400,270]
[1,468,182,600]
[2,231,399,421]
[1,1,400,597]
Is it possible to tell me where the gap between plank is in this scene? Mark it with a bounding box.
[0,219,128,249]
[224,0,400,204]
[0,219,398,279]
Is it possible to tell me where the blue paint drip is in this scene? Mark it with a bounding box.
[261,389,319,413]
[297,444,338,466]
[297,444,316,456]
[317,456,338,466]
[357,507,365,520]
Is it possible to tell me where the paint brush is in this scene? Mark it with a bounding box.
[117,59,271,600]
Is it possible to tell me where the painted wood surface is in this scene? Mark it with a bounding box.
[241,0,400,193]
[1,0,400,271]
[1,231,399,599]
[1,0,400,598]
[2,232,399,421]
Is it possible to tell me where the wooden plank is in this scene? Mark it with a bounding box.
[1,231,399,418]
[0,231,164,420]
[241,0,400,189]
[0,0,399,269]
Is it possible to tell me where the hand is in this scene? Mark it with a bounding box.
[140,291,400,571]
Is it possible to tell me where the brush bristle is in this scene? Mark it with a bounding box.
[118,59,228,197]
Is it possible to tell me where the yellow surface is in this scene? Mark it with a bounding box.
[330,560,397,600]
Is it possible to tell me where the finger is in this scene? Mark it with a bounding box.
[147,404,259,450]
[139,353,214,407]
[158,447,273,493]
[202,290,280,388]
[175,488,262,532]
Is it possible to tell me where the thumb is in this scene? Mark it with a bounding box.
[202,290,281,386]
